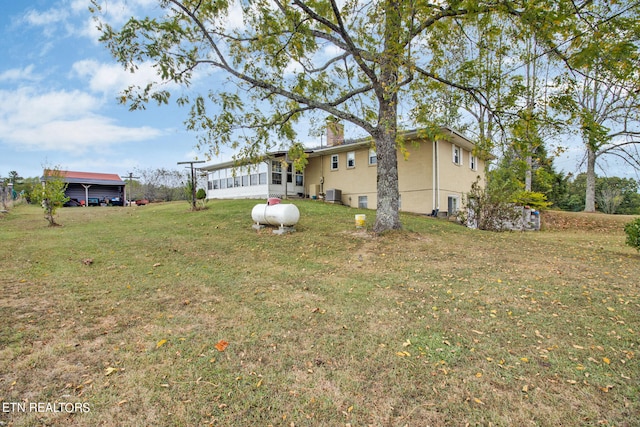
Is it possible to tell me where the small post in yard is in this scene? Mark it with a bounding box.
[121,172,139,207]
[178,160,205,211]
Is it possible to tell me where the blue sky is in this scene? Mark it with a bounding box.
[0,1,636,182]
[0,0,217,180]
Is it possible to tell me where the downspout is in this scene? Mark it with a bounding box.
[320,155,324,194]
[433,140,439,211]
[432,140,436,211]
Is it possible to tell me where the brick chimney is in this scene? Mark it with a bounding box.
[326,119,344,147]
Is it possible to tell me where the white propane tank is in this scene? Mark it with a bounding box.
[251,203,300,227]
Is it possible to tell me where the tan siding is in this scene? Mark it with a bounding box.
[318,150,377,207]
[396,141,434,214]
[303,137,485,215]
[437,140,485,214]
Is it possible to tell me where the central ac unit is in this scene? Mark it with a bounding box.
[325,189,342,203]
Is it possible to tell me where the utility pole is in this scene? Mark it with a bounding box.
[177,160,205,211]
[121,172,140,207]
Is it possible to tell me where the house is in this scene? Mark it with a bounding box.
[203,126,486,216]
[42,170,126,206]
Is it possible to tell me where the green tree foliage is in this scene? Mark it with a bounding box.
[550,1,640,212]
[31,168,70,227]
[92,0,603,233]
[624,218,640,252]
[556,173,640,214]
[488,145,562,210]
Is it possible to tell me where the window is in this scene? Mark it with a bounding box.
[448,196,460,214]
[234,176,241,187]
[368,149,377,165]
[242,175,249,186]
[227,177,234,188]
[358,196,368,209]
[330,154,339,170]
[470,154,477,171]
[347,151,355,168]
[250,174,258,186]
[259,173,267,185]
[295,172,303,186]
[452,145,462,165]
[271,161,282,185]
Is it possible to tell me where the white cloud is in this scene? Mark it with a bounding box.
[0,65,40,83]
[22,7,69,27]
[0,87,162,152]
[71,59,171,96]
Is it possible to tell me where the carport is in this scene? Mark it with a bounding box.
[42,170,125,206]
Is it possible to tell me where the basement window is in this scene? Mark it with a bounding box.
[358,196,368,209]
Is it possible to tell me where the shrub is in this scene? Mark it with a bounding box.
[624,218,640,252]
[511,190,552,210]
[462,179,522,232]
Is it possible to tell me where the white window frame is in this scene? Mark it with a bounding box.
[330,154,339,170]
[470,153,477,171]
[448,195,460,214]
[271,161,282,185]
[358,195,368,209]
[452,145,462,165]
[368,149,377,165]
[347,151,356,168]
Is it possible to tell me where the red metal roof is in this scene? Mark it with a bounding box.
[43,170,124,184]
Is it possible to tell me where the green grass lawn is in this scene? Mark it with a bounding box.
[1,201,639,426]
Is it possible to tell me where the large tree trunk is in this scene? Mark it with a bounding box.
[584,148,597,212]
[373,123,401,233]
[373,0,402,233]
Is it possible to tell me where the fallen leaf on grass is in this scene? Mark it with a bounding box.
[156,339,168,349]
[473,398,484,405]
[104,367,117,376]
[153,263,161,267]
[215,340,229,352]
[602,357,611,364]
